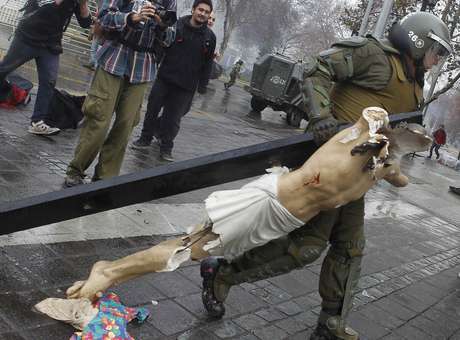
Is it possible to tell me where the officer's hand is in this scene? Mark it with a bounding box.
[308,116,339,146]
[197,86,207,95]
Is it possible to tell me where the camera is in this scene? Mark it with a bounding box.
[151,0,177,26]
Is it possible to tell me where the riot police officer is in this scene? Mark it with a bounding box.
[200,12,452,340]
[224,59,244,90]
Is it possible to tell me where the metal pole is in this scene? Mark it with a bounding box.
[0,111,423,234]
[422,58,446,120]
[374,0,394,38]
[359,0,375,36]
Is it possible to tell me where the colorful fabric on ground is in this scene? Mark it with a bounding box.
[70,292,149,340]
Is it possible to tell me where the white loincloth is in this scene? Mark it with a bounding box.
[204,167,305,261]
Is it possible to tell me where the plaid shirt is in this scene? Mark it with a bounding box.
[96,0,176,84]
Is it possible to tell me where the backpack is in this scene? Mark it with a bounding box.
[0,74,33,108]
[46,89,85,129]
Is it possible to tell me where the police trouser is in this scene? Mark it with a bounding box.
[218,196,365,317]
[140,77,194,154]
[225,74,236,88]
[67,68,147,180]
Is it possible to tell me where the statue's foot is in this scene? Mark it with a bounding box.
[66,261,112,301]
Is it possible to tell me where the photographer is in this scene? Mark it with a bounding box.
[0,0,92,135]
[132,0,216,162]
[64,0,177,186]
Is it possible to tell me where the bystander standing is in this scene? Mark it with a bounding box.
[427,124,447,159]
[0,0,92,135]
[132,0,216,162]
[64,0,177,187]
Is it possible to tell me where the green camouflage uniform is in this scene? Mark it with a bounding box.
[224,63,242,89]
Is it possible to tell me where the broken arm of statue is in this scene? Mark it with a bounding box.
[36,107,432,326]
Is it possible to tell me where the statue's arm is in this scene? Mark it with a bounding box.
[381,163,409,187]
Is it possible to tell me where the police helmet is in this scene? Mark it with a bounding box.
[388,12,452,61]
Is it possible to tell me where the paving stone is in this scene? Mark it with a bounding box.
[46,238,135,257]
[237,334,259,340]
[175,292,207,317]
[358,275,381,289]
[0,262,37,292]
[252,325,288,340]
[371,297,418,322]
[255,308,287,322]
[206,320,245,338]
[379,333,405,340]
[22,323,75,339]
[450,329,460,340]
[293,311,318,328]
[22,257,82,287]
[250,283,293,305]
[292,295,321,311]
[401,280,448,301]
[420,308,460,337]
[146,299,199,336]
[176,327,219,340]
[275,316,309,335]
[149,271,200,298]
[110,275,166,305]
[233,314,268,331]
[356,303,405,329]
[347,311,390,339]
[423,271,460,292]
[0,315,12,334]
[2,244,58,263]
[276,300,304,316]
[0,291,55,329]
[0,333,26,340]
[392,324,433,339]
[387,291,432,313]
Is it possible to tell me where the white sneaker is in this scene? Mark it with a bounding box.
[28,120,60,135]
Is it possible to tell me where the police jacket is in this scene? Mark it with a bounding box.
[16,0,92,54]
[158,15,216,92]
[305,36,424,123]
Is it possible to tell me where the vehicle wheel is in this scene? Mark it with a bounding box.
[250,97,267,112]
[286,108,303,127]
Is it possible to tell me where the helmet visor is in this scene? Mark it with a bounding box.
[427,31,452,56]
[424,40,450,70]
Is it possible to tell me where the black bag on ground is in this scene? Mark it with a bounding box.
[46,89,85,129]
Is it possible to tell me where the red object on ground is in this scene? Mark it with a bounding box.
[0,84,29,108]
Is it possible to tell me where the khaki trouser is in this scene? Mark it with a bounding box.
[67,68,148,180]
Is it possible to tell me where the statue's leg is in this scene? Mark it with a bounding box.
[200,211,336,318]
[67,224,218,301]
[311,196,364,340]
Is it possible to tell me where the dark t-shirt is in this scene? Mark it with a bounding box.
[158,15,216,92]
[16,0,92,53]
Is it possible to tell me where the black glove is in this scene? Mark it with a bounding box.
[307,116,339,146]
[197,86,207,94]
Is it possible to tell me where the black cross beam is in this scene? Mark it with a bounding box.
[0,111,422,235]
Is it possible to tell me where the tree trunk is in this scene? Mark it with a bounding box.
[219,0,234,57]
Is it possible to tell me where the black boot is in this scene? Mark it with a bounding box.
[200,257,228,319]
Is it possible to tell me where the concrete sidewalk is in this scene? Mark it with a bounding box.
[0,59,460,338]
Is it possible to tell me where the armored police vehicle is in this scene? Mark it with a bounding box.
[245,53,307,127]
